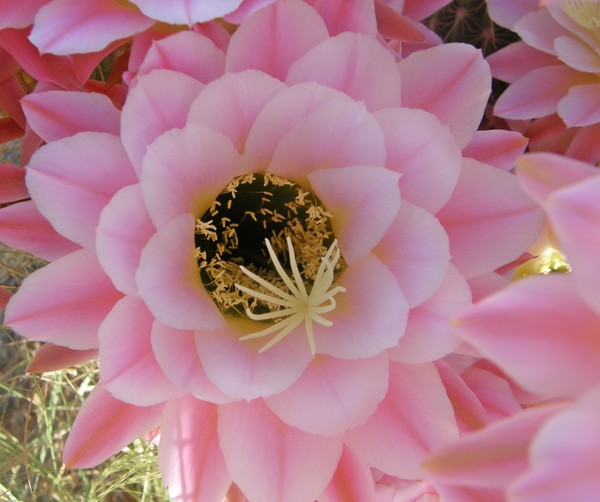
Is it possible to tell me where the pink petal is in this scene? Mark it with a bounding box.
[242,82,385,179]
[137,31,225,82]
[0,0,51,29]
[96,184,155,296]
[5,249,122,349]
[0,287,11,310]
[187,70,285,152]
[319,446,376,502]
[437,484,506,502]
[455,273,600,398]
[516,152,597,205]
[151,322,231,404]
[26,132,137,249]
[0,200,80,260]
[159,396,231,502]
[195,318,313,400]
[566,123,600,164]
[423,405,561,487]
[308,165,400,265]
[557,83,600,127]
[555,35,600,73]
[140,124,241,227]
[437,158,543,279]
[218,399,343,502]
[30,0,154,55]
[514,9,567,55]
[346,362,459,479]
[224,0,277,23]
[374,200,450,308]
[486,0,539,29]
[311,0,376,36]
[487,42,559,83]
[136,213,225,331]
[63,385,163,468]
[494,66,597,120]
[265,354,389,436]
[463,130,528,171]
[130,0,242,24]
[225,0,329,80]
[314,254,408,360]
[22,90,120,142]
[510,387,600,502]
[27,343,97,373]
[286,32,401,111]
[121,69,204,174]
[0,164,27,203]
[99,296,184,406]
[402,0,455,21]
[374,107,461,213]
[374,2,426,43]
[546,175,600,315]
[389,264,470,364]
[399,43,491,148]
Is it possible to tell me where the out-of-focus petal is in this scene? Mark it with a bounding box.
[486,0,539,29]
[27,343,97,373]
[63,385,162,468]
[311,0,376,36]
[159,396,231,502]
[131,0,242,24]
[5,249,121,350]
[319,446,376,502]
[557,83,600,127]
[0,164,27,203]
[218,399,343,502]
[0,0,51,29]
[462,130,528,171]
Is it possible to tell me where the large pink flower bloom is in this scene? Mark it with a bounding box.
[4,2,541,500]
[423,152,600,501]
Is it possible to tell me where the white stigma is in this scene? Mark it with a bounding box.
[235,237,346,355]
[561,0,600,30]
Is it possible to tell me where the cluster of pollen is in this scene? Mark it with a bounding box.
[561,0,600,32]
[195,173,346,353]
[512,247,572,280]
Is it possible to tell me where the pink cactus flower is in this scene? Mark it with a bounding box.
[424,152,600,501]
[4,1,542,500]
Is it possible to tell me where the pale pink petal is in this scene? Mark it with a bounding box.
[399,43,491,147]
[22,90,120,142]
[136,213,225,331]
[402,0,455,21]
[131,0,242,24]
[63,385,163,468]
[308,166,400,265]
[218,399,343,502]
[311,0,376,36]
[242,82,385,178]
[225,0,329,80]
[138,31,225,82]
[555,35,600,73]
[423,405,562,487]
[265,354,389,436]
[0,0,51,29]
[437,158,543,279]
[30,0,154,55]
[96,184,155,296]
[224,0,277,23]
[389,264,470,364]
[557,83,600,127]
[151,321,231,404]
[0,200,80,260]
[99,296,184,406]
[195,318,313,400]
[121,69,204,174]
[140,124,241,227]
[346,362,459,479]
[516,152,597,205]
[566,123,600,164]
[314,254,408,359]
[26,132,137,249]
[0,164,27,203]
[436,484,506,502]
[319,446,376,502]
[463,130,528,171]
[374,201,450,308]
[159,396,231,502]
[510,387,600,502]
[494,66,597,119]
[373,107,461,213]
[547,175,600,315]
[487,42,559,83]
[286,32,401,111]
[514,9,568,55]
[455,273,600,398]
[5,249,122,350]
[374,2,426,43]
[486,0,539,29]
[27,343,97,373]
[187,70,285,152]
